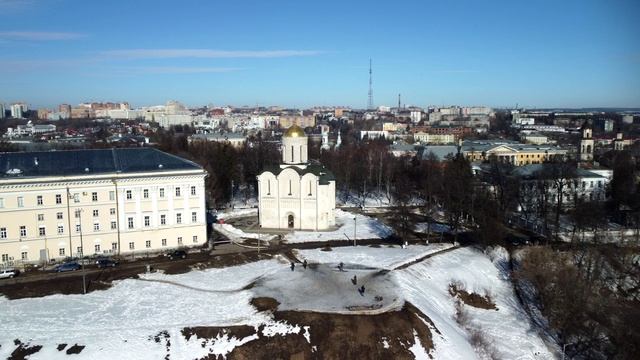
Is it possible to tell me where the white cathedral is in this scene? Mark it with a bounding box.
[257,125,336,230]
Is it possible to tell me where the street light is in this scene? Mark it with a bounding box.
[78,209,86,295]
[353,216,357,246]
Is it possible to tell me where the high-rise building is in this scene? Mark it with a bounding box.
[10,103,24,118]
[0,103,5,119]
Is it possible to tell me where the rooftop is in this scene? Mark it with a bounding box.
[0,148,202,179]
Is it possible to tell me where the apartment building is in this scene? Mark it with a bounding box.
[0,148,207,267]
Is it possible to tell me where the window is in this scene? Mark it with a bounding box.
[76,224,81,233]
[191,186,196,196]
[56,194,62,204]
[59,248,65,256]
[143,189,149,199]
[94,244,100,253]
[75,209,81,218]
[176,213,182,224]
[159,188,165,198]
[144,216,150,227]
[37,214,44,221]
[57,225,64,234]
[126,190,132,200]
[20,226,26,237]
[177,237,183,245]
[77,246,83,255]
[0,198,4,208]
[111,221,117,230]
[1,254,8,262]
[0,227,6,239]
[93,209,99,217]
[145,240,151,248]
[161,238,167,246]
[160,214,166,225]
[109,191,115,201]
[110,208,116,215]
[175,187,181,197]
[193,235,198,243]
[92,192,98,201]
[17,196,24,207]
[93,222,100,232]
[57,212,63,220]
[39,226,46,236]
[73,194,80,203]
[37,195,43,205]
[129,242,135,250]
[192,212,197,223]
[112,242,118,250]
[127,217,134,229]
[21,252,28,261]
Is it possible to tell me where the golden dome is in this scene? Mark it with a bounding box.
[283,124,306,138]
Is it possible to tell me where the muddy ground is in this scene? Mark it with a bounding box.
[180,299,437,360]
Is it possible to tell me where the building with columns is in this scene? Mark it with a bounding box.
[257,125,336,230]
[579,121,594,162]
[0,148,207,267]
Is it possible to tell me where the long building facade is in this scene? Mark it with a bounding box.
[0,148,207,267]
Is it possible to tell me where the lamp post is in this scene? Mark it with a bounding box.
[353,217,357,246]
[78,209,86,295]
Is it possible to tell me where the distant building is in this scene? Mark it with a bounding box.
[279,115,315,129]
[622,115,634,124]
[413,132,455,144]
[0,103,5,119]
[188,133,246,148]
[579,121,594,162]
[410,111,422,124]
[360,130,390,140]
[462,140,567,166]
[5,122,56,138]
[10,104,24,118]
[521,133,549,145]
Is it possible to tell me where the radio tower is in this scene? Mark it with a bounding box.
[367,58,374,110]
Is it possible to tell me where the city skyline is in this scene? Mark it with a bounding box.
[0,0,639,109]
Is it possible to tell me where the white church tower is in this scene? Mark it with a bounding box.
[579,121,594,162]
[257,124,336,230]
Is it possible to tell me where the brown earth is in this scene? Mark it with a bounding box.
[8,340,43,360]
[175,298,436,360]
[449,283,497,310]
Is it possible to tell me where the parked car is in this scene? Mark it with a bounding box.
[0,268,20,279]
[54,262,81,272]
[167,250,187,260]
[96,259,118,269]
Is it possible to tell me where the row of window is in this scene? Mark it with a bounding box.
[0,185,200,210]
[125,186,198,200]
[127,212,198,229]
[1,236,199,261]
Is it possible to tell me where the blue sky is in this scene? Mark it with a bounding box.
[0,0,638,109]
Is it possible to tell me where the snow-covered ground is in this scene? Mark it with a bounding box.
[414,222,452,234]
[297,243,454,270]
[284,209,394,243]
[213,223,277,243]
[0,245,554,359]
[215,207,258,221]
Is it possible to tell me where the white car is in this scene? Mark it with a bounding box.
[0,268,19,279]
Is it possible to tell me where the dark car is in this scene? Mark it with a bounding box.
[54,262,81,272]
[167,250,187,260]
[96,259,118,269]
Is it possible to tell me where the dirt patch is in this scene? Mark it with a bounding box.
[187,302,436,360]
[320,245,332,252]
[66,344,85,354]
[8,340,43,360]
[369,244,382,248]
[449,282,497,310]
[182,326,256,342]
[250,297,280,312]
[57,343,67,351]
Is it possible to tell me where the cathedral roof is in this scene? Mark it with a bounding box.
[283,124,306,138]
[262,164,335,185]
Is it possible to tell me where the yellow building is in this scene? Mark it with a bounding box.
[461,140,567,165]
[0,148,207,267]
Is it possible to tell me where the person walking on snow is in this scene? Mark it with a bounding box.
[303,260,307,269]
[290,262,295,271]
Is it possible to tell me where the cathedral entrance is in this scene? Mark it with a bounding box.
[288,214,295,228]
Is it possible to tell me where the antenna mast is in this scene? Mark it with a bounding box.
[367,58,373,110]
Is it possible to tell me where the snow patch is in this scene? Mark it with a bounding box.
[284,209,393,243]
